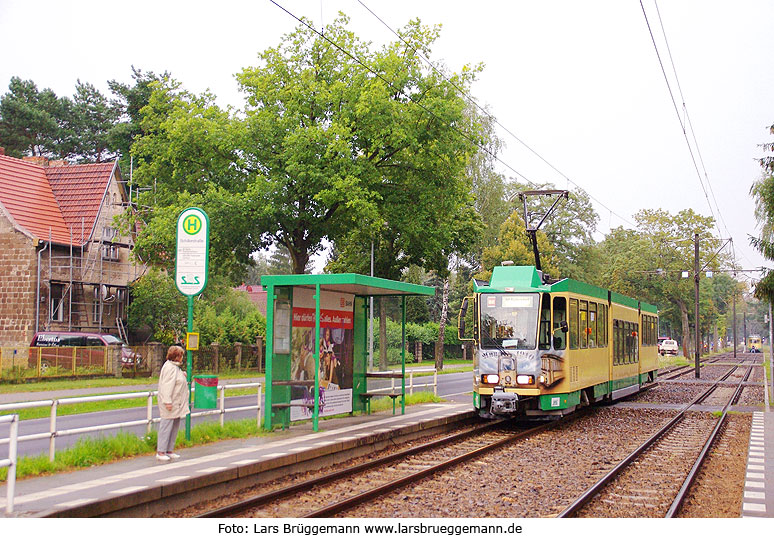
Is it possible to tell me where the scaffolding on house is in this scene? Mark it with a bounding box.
[40,210,146,340]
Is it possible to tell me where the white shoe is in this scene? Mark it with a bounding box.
[167,453,180,459]
[156,453,171,462]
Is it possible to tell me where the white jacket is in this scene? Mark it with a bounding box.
[158,360,190,419]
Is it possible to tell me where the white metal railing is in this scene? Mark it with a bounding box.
[367,368,438,396]
[0,383,262,462]
[0,414,18,514]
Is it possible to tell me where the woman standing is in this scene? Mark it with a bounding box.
[156,345,189,462]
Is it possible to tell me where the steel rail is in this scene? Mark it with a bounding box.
[197,418,559,518]
[665,366,752,518]
[556,365,738,518]
[196,419,505,518]
[659,366,693,380]
[302,421,557,518]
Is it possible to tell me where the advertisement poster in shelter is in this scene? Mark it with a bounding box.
[289,287,354,421]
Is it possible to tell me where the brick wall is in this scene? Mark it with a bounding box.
[0,212,37,345]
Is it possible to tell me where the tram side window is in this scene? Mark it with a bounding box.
[553,296,567,350]
[623,322,629,363]
[539,294,551,350]
[569,299,579,349]
[579,300,588,349]
[613,320,620,364]
[598,304,607,347]
[589,303,597,348]
[646,316,653,345]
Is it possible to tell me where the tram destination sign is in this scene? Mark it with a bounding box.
[175,207,210,296]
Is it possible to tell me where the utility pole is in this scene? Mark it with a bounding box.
[694,233,700,379]
[733,291,737,358]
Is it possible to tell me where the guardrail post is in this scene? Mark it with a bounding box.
[4,415,18,515]
[146,392,153,434]
[219,385,226,428]
[433,370,437,396]
[49,400,58,462]
[257,383,262,430]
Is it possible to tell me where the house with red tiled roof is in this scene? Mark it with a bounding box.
[234,284,268,316]
[0,148,143,345]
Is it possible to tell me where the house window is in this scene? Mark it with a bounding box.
[50,283,64,322]
[101,244,120,261]
[102,226,118,242]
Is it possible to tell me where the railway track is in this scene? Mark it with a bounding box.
[196,418,558,518]
[557,365,751,518]
[700,352,764,366]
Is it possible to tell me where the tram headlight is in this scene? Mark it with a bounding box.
[516,375,534,385]
[481,374,500,384]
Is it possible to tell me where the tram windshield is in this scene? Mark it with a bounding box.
[480,293,540,350]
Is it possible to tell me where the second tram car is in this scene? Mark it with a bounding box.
[459,265,659,418]
[747,335,762,353]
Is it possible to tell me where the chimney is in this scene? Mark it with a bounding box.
[0,146,5,156]
[22,156,49,167]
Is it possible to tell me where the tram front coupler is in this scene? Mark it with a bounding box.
[490,389,519,414]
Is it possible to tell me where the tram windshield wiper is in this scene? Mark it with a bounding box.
[481,326,509,355]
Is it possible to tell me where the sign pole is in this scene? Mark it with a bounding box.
[185,295,194,440]
[174,207,210,442]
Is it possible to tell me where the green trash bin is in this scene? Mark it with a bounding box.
[193,375,218,409]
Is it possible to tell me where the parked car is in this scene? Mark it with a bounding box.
[30,331,140,371]
[658,338,678,356]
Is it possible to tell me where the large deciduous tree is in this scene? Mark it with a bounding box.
[599,208,723,358]
[238,15,482,276]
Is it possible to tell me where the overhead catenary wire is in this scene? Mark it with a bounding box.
[653,0,731,242]
[640,0,727,244]
[356,0,639,231]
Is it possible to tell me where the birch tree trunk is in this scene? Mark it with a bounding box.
[434,276,450,371]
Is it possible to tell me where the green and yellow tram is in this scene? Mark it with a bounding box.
[459,265,659,418]
[747,335,762,353]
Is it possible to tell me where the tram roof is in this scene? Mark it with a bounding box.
[478,266,658,313]
[260,273,436,298]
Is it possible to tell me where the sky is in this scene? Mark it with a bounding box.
[1,0,773,284]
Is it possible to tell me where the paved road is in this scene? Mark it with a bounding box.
[0,371,473,458]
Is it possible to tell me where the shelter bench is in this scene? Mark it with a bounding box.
[359,391,403,415]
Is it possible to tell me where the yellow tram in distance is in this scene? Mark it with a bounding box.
[459,265,659,419]
[747,335,762,353]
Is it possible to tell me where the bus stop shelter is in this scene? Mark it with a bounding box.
[261,273,436,431]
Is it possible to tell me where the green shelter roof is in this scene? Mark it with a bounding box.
[260,273,436,298]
